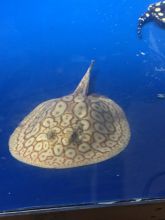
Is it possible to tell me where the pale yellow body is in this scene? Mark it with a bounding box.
[9,61,130,168]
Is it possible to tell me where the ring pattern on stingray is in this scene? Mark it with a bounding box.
[9,60,130,169]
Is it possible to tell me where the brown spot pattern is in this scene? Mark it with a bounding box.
[9,95,130,168]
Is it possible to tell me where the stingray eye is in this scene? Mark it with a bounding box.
[71,131,77,139]
[46,130,56,140]
[71,123,84,144]
[70,127,83,145]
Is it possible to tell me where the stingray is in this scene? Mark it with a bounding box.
[138,1,165,38]
[9,61,130,168]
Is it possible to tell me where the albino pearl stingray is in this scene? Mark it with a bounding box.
[9,61,130,168]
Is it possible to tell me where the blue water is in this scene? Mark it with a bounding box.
[0,0,165,213]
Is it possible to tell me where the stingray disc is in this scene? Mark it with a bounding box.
[9,61,130,168]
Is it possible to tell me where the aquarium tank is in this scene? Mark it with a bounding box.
[0,0,165,215]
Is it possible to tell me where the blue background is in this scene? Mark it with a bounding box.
[0,0,165,212]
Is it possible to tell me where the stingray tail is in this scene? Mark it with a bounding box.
[74,60,95,96]
[137,12,151,38]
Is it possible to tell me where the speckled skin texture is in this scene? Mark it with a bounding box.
[138,1,165,37]
[9,61,130,168]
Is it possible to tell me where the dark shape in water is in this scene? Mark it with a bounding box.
[138,1,165,38]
